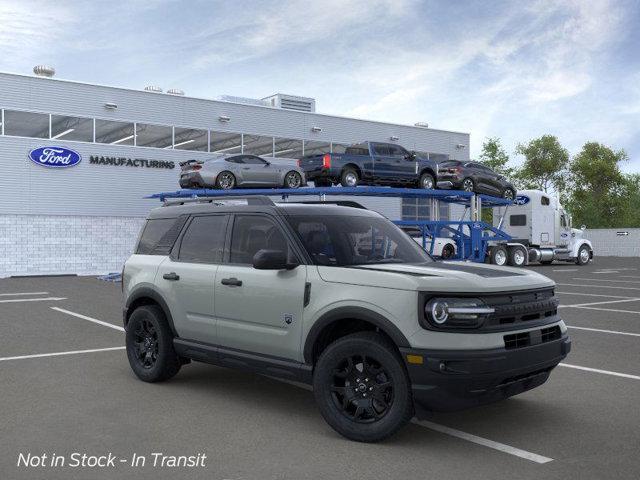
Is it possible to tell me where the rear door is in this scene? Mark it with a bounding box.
[156,214,229,345]
[214,214,307,361]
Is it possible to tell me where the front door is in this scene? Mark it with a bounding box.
[241,155,278,185]
[214,214,307,361]
[156,214,229,345]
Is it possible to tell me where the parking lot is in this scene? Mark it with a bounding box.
[1,257,639,480]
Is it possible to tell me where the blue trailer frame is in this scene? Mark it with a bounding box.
[148,186,513,263]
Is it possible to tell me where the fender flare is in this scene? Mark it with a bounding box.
[303,306,411,364]
[571,239,593,258]
[124,286,177,336]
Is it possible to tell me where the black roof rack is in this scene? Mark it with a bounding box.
[284,200,367,209]
[162,195,274,207]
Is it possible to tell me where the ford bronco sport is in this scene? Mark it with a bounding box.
[123,196,570,442]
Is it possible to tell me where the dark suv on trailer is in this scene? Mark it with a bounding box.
[437,160,516,199]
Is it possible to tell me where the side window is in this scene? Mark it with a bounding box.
[136,217,186,255]
[178,215,228,263]
[226,156,244,164]
[230,215,289,264]
[541,196,550,206]
[510,215,527,226]
[560,215,567,228]
[387,145,405,157]
[243,155,267,165]
[372,144,390,156]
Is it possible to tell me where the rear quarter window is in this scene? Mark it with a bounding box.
[136,217,187,255]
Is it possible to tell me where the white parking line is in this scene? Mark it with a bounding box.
[567,326,640,337]
[559,298,640,308]
[0,346,125,362]
[567,305,640,315]
[556,291,638,299]
[0,291,49,296]
[51,307,125,332]
[0,297,66,303]
[413,420,553,464]
[557,283,640,291]
[272,378,553,463]
[572,278,640,285]
[560,363,640,381]
[552,269,578,272]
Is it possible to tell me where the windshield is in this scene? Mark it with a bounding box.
[285,214,433,266]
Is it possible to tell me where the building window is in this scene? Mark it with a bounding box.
[243,134,274,156]
[303,140,330,156]
[95,119,135,145]
[50,114,94,142]
[135,123,173,148]
[210,131,242,154]
[173,127,208,151]
[3,110,50,139]
[273,137,303,159]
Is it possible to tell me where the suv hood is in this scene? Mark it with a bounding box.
[317,261,554,293]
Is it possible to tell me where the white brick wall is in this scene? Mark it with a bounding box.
[0,214,145,277]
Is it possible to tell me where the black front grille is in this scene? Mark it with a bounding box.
[504,325,562,350]
[482,288,558,330]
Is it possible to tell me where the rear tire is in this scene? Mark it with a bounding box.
[507,246,526,267]
[284,171,303,189]
[313,332,413,442]
[462,178,475,192]
[341,168,359,187]
[441,243,455,259]
[126,305,181,383]
[502,188,516,200]
[490,245,508,266]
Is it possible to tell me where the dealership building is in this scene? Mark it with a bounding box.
[0,68,470,276]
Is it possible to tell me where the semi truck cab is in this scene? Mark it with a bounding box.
[493,190,593,266]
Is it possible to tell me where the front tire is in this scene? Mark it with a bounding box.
[576,245,591,265]
[313,332,413,442]
[215,171,236,190]
[419,172,435,190]
[126,305,181,383]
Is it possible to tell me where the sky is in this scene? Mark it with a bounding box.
[1,0,639,171]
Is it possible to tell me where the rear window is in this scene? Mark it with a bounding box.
[136,217,187,255]
[345,144,369,156]
[510,214,527,226]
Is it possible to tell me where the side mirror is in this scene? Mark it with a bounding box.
[404,152,416,160]
[252,249,298,270]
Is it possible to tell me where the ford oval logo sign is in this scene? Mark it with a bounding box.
[28,146,82,168]
[514,195,530,205]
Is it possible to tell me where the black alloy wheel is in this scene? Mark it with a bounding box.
[462,178,475,192]
[313,332,413,442]
[503,188,515,200]
[133,318,159,369]
[330,354,394,423]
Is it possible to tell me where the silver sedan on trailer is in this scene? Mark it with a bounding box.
[179,154,307,190]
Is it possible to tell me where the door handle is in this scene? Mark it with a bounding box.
[221,277,242,287]
[242,167,251,170]
[163,272,180,281]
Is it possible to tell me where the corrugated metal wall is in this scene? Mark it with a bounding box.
[583,229,640,257]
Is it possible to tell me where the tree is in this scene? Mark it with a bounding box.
[566,142,628,228]
[478,137,514,177]
[515,135,569,193]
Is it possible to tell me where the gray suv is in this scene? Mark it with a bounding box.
[123,196,570,442]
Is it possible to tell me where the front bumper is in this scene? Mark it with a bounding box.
[401,334,571,413]
[436,177,462,190]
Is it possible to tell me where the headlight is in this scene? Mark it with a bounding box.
[424,297,494,329]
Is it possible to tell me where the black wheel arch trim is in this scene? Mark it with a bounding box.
[303,306,411,364]
[124,287,177,336]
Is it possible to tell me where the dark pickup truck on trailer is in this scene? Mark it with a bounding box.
[298,142,439,189]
